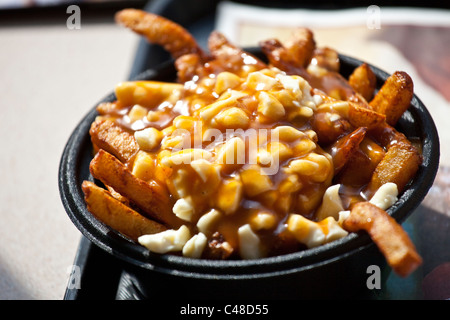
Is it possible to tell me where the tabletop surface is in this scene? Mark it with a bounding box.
[0,1,448,300]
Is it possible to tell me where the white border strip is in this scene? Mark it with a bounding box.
[216,2,450,40]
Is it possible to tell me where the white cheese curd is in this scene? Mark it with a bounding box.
[190,158,213,182]
[182,233,207,258]
[134,127,163,151]
[238,224,263,259]
[287,214,326,248]
[315,184,344,221]
[321,217,348,243]
[172,197,194,222]
[276,73,302,95]
[369,182,399,210]
[338,210,351,226]
[138,225,190,254]
[196,209,222,234]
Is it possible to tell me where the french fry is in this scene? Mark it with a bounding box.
[82,181,166,241]
[368,122,411,150]
[328,127,367,174]
[309,70,371,109]
[89,149,180,227]
[343,201,422,277]
[311,109,352,146]
[311,47,340,72]
[335,137,386,187]
[367,141,422,194]
[175,53,205,83]
[208,31,267,75]
[89,118,139,164]
[369,71,414,126]
[115,9,207,60]
[348,63,377,101]
[284,28,316,68]
[259,38,311,80]
[105,185,131,206]
[348,102,386,129]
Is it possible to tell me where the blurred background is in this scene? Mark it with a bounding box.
[0,0,448,300]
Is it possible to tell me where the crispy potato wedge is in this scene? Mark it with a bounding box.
[105,185,131,206]
[369,71,414,125]
[208,31,267,76]
[335,137,385,187]
[175,53,205,82]
[343,201,422,277]
[311,47,340,72]
[308,70,372,110]
[348,102,386,129]
[284,28,316,68]
[259,38,311,80]
[89,118,139,164]
[368,122,411,150]
[82,181,166,241]
[208,31,263,65]
[311,108,352,146]
[115,9,206,60]
[329,127,367,174]
[367,141,422,194]
[89,149,180,227]
[349,63,377,101]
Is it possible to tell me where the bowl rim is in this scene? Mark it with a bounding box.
[58,51,440,278]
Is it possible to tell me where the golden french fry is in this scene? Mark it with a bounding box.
[284,28,316,68]
[368,122,411,150]
[259,38,311,80]
[105,185,131,206]
[367,141,422,194]
[89,118,139,164]
[311,47,340,72]
[82,181,166,241]
[348,63,377,101]
[328,127,367,174]
[208,31,266,75]
[309,70,369,108]
[335,137,385,188]
[348,102,386,129]
[175,53,205,83]
[369,71,414,125]
[311,108,352,145]
[115,9,206,60]
[89,149,181,227]
[343,201,422,277]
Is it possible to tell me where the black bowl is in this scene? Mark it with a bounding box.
[58,51,439,299]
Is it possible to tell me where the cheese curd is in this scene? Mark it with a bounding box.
[369,182,398,210]
[138,225,190,254]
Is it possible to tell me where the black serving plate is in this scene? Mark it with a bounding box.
[59,49,439,299]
